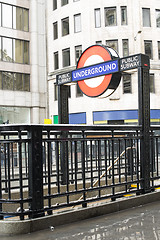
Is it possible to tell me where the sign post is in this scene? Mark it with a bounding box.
[138,65,151,193]
[56,45,151,193]
[58,84,69,185]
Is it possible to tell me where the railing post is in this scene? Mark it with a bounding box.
[28,126,44,218]
[0,153,3,220]
[138,57,151,193]
[58,85,69,185]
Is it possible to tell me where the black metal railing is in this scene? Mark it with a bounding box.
[0,124,159,220]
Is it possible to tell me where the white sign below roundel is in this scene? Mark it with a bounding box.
[76,45,121,98]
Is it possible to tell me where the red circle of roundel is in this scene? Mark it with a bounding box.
[77,45,112,97]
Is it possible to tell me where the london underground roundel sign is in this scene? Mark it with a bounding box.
[76,45,121,97]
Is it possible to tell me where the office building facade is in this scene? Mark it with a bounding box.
[0,0,47,124]
[47,0,160,125]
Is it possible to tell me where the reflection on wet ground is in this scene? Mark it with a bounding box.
[1,201,160,240]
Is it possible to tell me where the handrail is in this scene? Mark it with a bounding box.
[73,146,135,207]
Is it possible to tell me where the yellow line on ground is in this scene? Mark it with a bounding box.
[123,194,133,197]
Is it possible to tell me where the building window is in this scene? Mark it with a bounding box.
[23,74,30,91]
[62,48,70,67]
[3,72,13,90]
[105,7,117,26]
[54,84,58,100]
[75,45,82,64]
[0,107,30,124]
[62,17,69,36]
[54,52,59,70]
[0,71,29,91]
[2,3,29,31]
[73,0,80,2]
[144,41,153,59]
[122,39,129,57]
[156,9,160,27]
[61,0,68,6]
[53,22,58,40]
[14,39,23,64]
[142,8,151,27]
[1,37,29,64]
[53,0,57,10]
[76,83,83,97]
[106,40,118,52]
[14,73,23,91]
[13,7,29,31]
[74,14,81,33]
[158,41,160,59]
[95,8,101,28]
[150,74,155,93]
[2,4,12,28]
[2,37,13,62]
[24,41,29,64]
[23,9,29,32]
[121,6,127,25]
[123,74,131,94]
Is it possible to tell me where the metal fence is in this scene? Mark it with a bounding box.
[0,124,160,220]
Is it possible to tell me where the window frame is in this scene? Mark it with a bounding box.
[75,45,82,65]
[123,73,132,94]
[156,9,160,27]
[61,0,68,6]
[144,40,153,59]
[142,8,151,27]
[121,6,127,25]
[53,22,58,40]
[62,17,69,36]
[94,8,101,28]
[54,51,59,70]
[105,7,117,27]
[74,13,81,33]
[62,48,70,67]
[122,39,129,57]
[53,0,57,10]
[106,39,118,52]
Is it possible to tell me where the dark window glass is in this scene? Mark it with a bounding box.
[54,52,59,70]
[61,0,68,6]
[144,41,153,59]
[2,72,13,90]
[105,7,117,26]
[24,74,30,91]
[123,74,131,94]
[62,17,69,36]
[62,48,70,67]
[121,6,127,25]
[53,22,58,39]
[75,45,82,64]
[53,0,57,10]
[106,40,118,52]
[122,39,129,57]
[14,73,23,91]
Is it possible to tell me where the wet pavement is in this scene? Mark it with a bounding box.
[1,201,160,240]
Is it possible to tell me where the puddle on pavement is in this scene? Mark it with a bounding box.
[1,201,160,240]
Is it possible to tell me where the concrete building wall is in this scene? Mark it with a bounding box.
[47,0,160,125]
[0,0,47,124]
